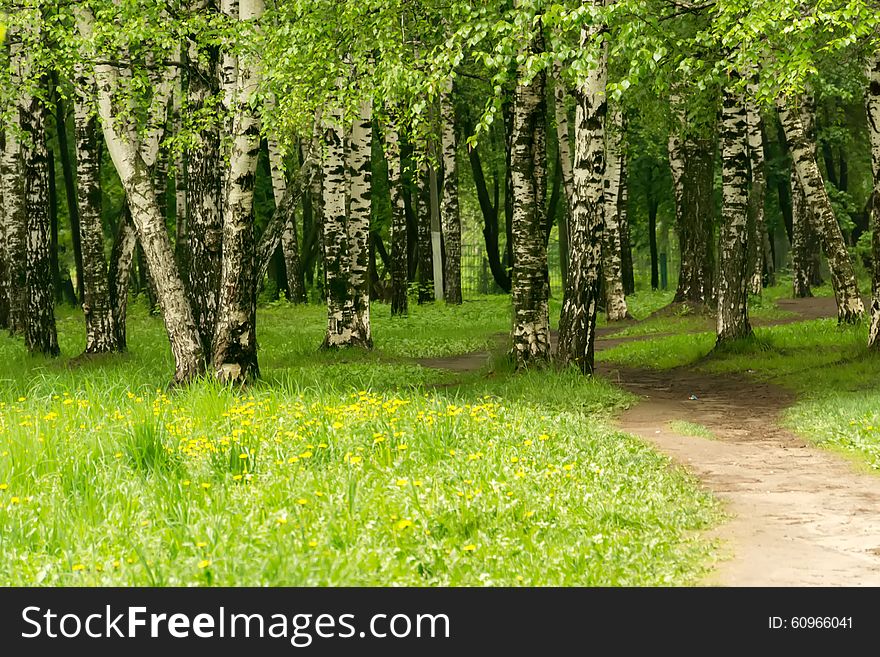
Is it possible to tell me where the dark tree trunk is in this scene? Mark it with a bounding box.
[48,147,62,303]
[22,86,60,356]
[385,120,409,316]
[416,157,434,304]
[108,204,136,351]
[467,142,512,292]
[185,40,223,358]
[53,77,85,301]
[670,126,716,308]
[75,65,119,353]
[648,165,659,290]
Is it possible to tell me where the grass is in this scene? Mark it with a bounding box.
[667,421,715,440]
[0,294,719,586]
[596,282,880,472]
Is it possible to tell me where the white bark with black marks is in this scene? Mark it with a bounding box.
[75,62,118,353]
[212,0,264,384]
[346,99,373,346]
[778,96,864,323]
[78,8,204,383]
[602,107,629,321]
[511,18,550,368]
[716,85,752,344]
[866,54,880,348]
[2,27,27,336]
[321,105,357,347]
[556,13,607,374]
[745,90,769,295]
[439,78,462,305]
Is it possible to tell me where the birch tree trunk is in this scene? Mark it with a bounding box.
[78,9,204,383]
[790,168,819,297]
[212,0,264,383]
[619,150,635,295]
[439,78,462,305]
[716,86,753,345]
[186,30,223,357]
[510,19,550,368]
[21,80,60,356]
[415,154,434,304]
[669,101,716,308]
[385,120,409,316]
[866,53,880,349]
[0,133,7,329]
[553,63,574,285]
[108,208,137,350]
[346,100,373,345]
[75,63,118,353]
[2,28,27,336]
[778,97,864,323]
[602,107,630,321]
[557,18,607,374]
[321,106,357,347]
[745,92,770,295]
[173,63,189,279]
[267,139,306,303]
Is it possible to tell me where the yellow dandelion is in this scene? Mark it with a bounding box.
[140,520,150,527]
[296,498,308,505]
[308,540,318,548]
[395,519,413,530]
[462,544,476,552]
[201,483,211,489]
[72,564,86,572]
[395,479,408,487]
[0,483,7,490]
[195,541,208,548]
[197,560,211,569]
[10,496,20,504]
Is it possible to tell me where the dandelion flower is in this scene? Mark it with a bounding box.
[198,560,211,569]
[72,564,86,572]
[462,544,476,552]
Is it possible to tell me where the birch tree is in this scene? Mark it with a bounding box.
[510,13,550,368]
[602,107,630,321]
[385,119,409,316]
[778,96,864,323]
[557,8,607,374]
[212,0,265,384]
[77,7,204,384]
[346,99,373,346]
[439,78,462,305]
[867,52,880,349]
[716,85,752,344]
[267,138,307,303]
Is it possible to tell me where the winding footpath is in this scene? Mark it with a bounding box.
[422,296,880,585]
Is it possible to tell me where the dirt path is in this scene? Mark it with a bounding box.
[419,297,880,585]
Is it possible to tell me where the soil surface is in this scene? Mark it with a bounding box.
[419,296,880,585]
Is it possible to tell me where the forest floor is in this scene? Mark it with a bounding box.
[421,294,880,586]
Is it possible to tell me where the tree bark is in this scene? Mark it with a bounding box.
[108,205,137,350]
[467,140,511,292]
[0,132,8,329]
[669,99,716,308]
[619,149,635,295]
[552,63,574,286]
[385,120,409,316]
[716,85,753,345]
[74,63,119,353]
[439,78,462,304]
[321,106,358,347]
[745,90,772,294]
[557,16,607,374]
[185,31,223,358]
[173,62,189,280]
[866,54,880,349]
[79,8,204,383]
[212,0,264,384]
[415,154,434,304]
[267,138,307,303]
[647,164,660,290]
[602,107,630,321]
[22,75,60,356]
[778,97,864,323]
[346,99,373,345]
[511,22,550,367]
[52,75,85,302]
[2,29,27,336]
